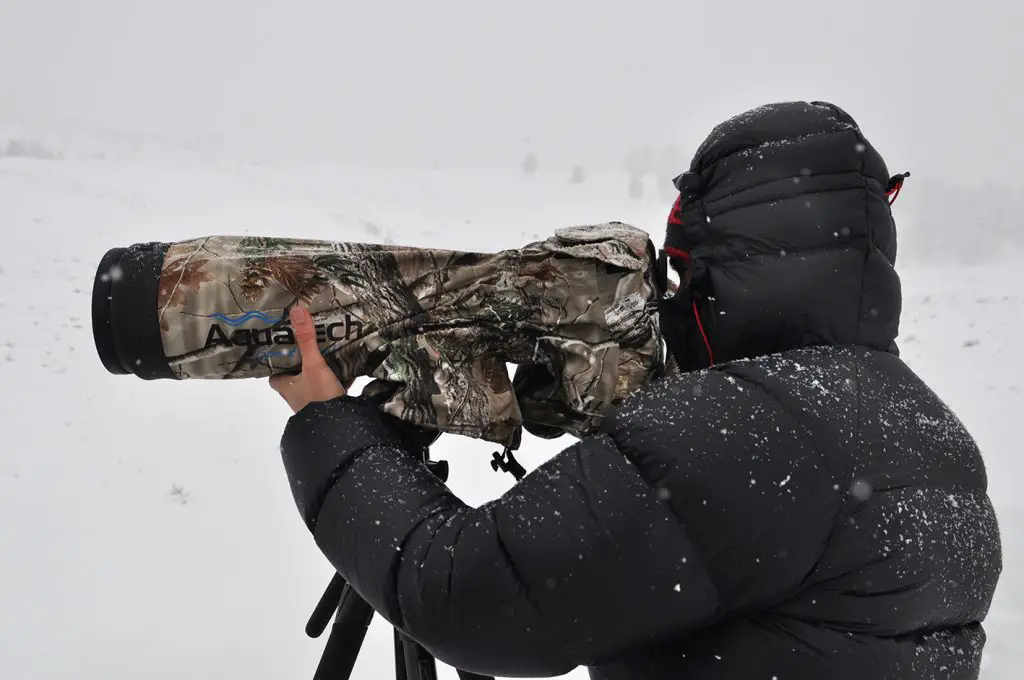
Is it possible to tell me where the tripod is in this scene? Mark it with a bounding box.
[304,446,527,680]
[305,572,490,680]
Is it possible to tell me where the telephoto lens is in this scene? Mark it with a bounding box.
[87,225,666,449]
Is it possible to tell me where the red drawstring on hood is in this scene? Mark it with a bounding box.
[887,172,911,206]
[665,199,714,365]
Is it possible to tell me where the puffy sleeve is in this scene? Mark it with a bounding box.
[280,396,722,677]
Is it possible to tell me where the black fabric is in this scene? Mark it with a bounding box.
[664,100,901,370]
[283,402,721,677]
[281,395,441,532]
[280,396,405,532]
[279,101,1001,679]
[281,347,1000,679]
[658,284,718,370]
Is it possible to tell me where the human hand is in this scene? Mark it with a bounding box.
[269,306,353,413]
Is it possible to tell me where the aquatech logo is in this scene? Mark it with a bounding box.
[208,311,285,326]
[202,310,364,351]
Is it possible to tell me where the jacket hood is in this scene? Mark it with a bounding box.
[662,100,903,369]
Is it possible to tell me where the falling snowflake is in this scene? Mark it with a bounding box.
[100,265,124,283]
[850,478,873,501]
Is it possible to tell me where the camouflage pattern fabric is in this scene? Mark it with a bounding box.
[157,223,665,448]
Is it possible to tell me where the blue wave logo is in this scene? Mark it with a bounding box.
[207,311,285,327]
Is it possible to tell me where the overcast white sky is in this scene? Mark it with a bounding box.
[1,1,1020,180]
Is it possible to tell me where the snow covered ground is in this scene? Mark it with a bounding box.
[1,132,1021,679]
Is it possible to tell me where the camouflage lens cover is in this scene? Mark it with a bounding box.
[157,223,664,447]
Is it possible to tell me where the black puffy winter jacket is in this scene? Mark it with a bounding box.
[280,101,1002,679]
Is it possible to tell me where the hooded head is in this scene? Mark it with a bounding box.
[661,100,906,371]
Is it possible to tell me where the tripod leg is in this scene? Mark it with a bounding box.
[393,628,408,680]
[312,583,375,680]
[401,634,438,680]
[306,572,347,638]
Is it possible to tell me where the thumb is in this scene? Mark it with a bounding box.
[289,305,327,369]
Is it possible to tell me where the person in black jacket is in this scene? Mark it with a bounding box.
[271,101,1002,680]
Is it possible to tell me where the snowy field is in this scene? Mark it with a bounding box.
[1,132,1021,679]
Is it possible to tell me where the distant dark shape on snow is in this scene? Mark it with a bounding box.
[628,173,645,199]
[521,151,538,175]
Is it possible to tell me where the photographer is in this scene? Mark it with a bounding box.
[271,101,1001,679]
